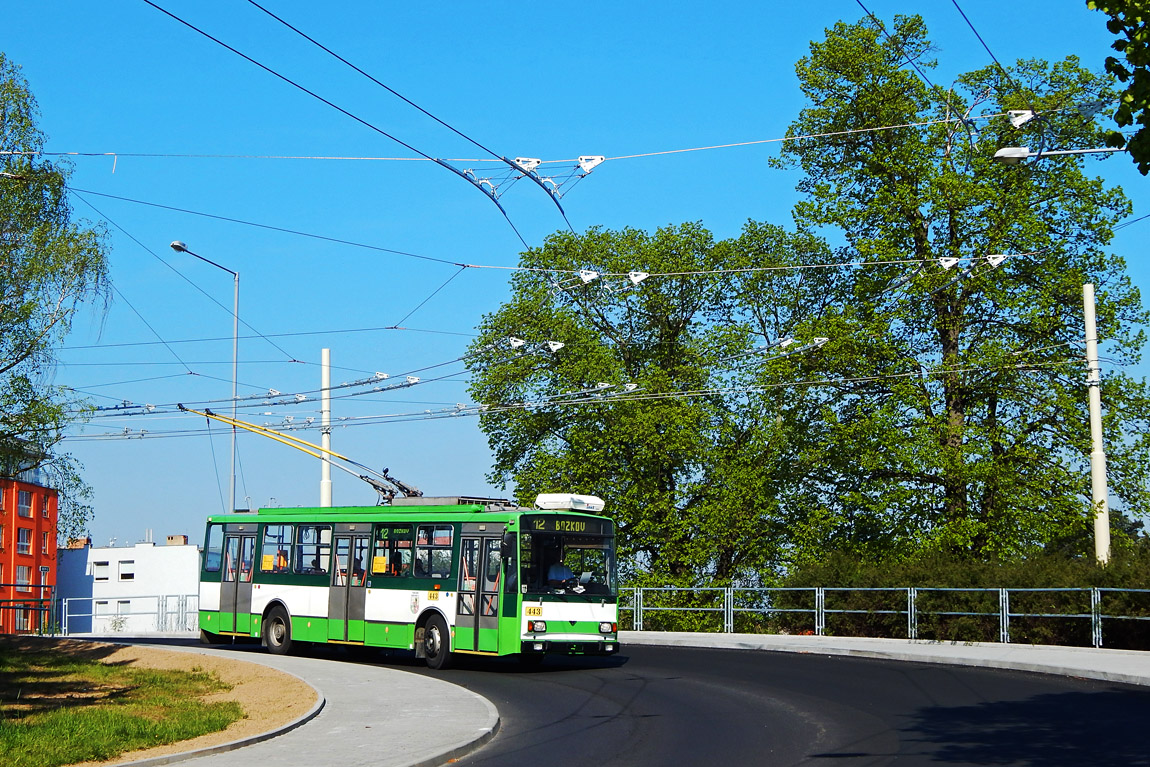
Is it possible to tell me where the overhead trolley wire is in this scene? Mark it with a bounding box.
[949,0,1026,95]
[244,0,576,233]
[68,187,462,267]
[244,0,502,160]
[392,266,468,327]
[69,185,1036,279]
[140,0,531,248]
[71,190,302,363]
[63,358,1083,442]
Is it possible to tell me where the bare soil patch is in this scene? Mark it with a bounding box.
[2,637,316,766]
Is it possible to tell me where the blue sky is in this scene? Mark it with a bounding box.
[6,1,1147,547]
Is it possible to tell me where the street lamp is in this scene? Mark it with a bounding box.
[170,240,239,513]
[992,145,1116,564]
[992,146,1125,165]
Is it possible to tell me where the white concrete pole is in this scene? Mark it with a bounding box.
[230,271,239,513]
[320,348,332,507]
[1083,284,1111,565]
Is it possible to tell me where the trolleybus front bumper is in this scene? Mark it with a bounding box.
[521,639,619,656]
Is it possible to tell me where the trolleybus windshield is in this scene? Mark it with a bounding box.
[520,515,616,596]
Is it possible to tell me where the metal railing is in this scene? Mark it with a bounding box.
[620,586,1150,649]
[0,582,56,634]
[60,594,199,636]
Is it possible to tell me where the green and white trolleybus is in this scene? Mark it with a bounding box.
[198,493,619,668]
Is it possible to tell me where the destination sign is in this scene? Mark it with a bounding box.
[524,515,612,536]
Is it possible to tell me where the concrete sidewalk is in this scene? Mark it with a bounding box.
[116,645,498,767]
[621,631,1150,687]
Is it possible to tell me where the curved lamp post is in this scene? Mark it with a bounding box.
[171,240,239,513]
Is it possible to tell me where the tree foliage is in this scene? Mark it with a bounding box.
[468,222,843,586]
[1088,0,1150,174]
[772,16,1149,562]
[468,16,1150,584]
[1,53,109,540]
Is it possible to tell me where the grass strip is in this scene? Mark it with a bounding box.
[0,639,244,767]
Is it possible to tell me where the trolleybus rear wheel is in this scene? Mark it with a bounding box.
[263,606,293,655]
[423,614,453,670]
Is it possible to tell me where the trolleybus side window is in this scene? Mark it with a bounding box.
[371,525,413,577]
[260,524,293,573]
[482,538,501,616]
[223,536,240,582]
[295,524,331,575]
[238,536,255,583]
[414,524,454,579]
[458,538,479,615]
[203,524,223,573]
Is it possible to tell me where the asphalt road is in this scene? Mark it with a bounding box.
[398,645,1150,767]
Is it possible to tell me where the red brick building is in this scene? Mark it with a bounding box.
[0,471,58,633]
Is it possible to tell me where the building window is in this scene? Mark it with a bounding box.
[15,565,31,592]
[0,524,5,550]
[93,561,109,581]
[119,561,135,581]
[16,528,31,555]
[41,532,49,555]
[14,608,30,632]
[117,600,131,614]
[95,600,110,615]
[42,496,49,518]
[17,491,32,517]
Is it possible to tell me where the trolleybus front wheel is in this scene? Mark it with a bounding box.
[263,606,293,655]
[423,614,453,670]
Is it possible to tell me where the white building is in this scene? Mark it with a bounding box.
[56,534,201,635]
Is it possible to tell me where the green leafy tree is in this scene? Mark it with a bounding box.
[1,53,109,541]
[467,223,841,586]
[469,16,1150,584]
[772,16,1150,561]
[1087,0,1150,174]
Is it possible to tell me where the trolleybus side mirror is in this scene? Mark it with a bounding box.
[501,532,516,559]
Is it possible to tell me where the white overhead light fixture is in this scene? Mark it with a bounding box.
[993,146,1032,165]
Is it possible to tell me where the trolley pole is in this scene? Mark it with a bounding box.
[320,348,332,507]
[1084,284,1111,565]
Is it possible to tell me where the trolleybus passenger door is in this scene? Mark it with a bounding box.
[458,534,502,652]
[221,533,255,633]
[328,533,370,642]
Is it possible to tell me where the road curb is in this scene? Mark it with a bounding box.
[402,705,501,767]
[621,631,1150,688]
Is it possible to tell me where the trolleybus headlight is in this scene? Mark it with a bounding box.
[528,620,547,633]
[599,622,616,633]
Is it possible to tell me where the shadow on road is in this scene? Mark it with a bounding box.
[902,688,1150,766]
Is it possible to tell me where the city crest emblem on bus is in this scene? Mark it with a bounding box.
[410,592,419,615]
